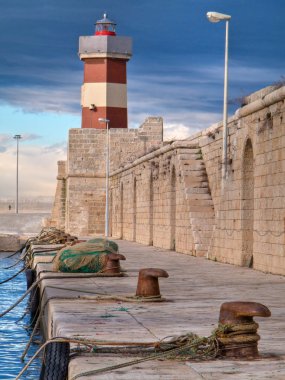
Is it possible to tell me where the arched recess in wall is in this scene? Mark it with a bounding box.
[120,183,124,239]
[241,138,254,268]
[149,172,154,245]
[133,177,137,242]
[170,166,176,250]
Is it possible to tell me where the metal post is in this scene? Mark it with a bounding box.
[206,11,231,192]
[13,134,22,214]
[105,121,110,237]
[98,118,111,238]
[222,20,229,188]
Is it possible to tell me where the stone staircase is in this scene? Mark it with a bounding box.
[177,147,215,257]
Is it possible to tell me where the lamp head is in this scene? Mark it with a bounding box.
[207,11,231,23]
[98,118,110,123]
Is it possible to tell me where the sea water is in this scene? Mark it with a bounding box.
[0,253,42,379]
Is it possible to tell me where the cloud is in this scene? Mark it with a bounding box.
[0,134,12,144]
[0,143,66,197]
[0,134,14,153]
[0,132,42,156]
[42,143,67,155]
[0,69,81,114]
[163,123,193,141]
[21,133,42,141]
[127,62,283,136]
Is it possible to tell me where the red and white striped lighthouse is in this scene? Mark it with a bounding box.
[79,13,132,129]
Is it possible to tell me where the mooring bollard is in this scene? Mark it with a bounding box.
[217,301,271,358]
[105,253,126,274]
[136,268,169,298]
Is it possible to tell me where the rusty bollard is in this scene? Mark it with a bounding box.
[105,253,126,274]
[136,268,169,298]
[217,301,271,358]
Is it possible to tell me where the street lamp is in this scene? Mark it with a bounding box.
[98,118,110,237]
[207,11,231,189]
[13,134,22,214]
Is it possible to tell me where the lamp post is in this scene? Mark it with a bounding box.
[98,118,110,237]
[207,11,231,189]
[13,134,22,214]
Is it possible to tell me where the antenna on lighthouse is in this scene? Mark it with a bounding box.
[95,12,116,36]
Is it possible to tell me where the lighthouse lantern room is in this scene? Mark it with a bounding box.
[95,13,116,36]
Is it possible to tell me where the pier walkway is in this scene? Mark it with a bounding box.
[34,240,285,379]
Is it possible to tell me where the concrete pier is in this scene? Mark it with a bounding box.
[33,240,285,379]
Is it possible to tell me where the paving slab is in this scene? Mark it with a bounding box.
[34,239,285,379]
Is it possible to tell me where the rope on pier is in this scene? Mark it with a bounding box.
[0,273,131,318]
[21,288,165,360]
[16,323,262,379]
[15,332,219,380]
[3,256,25,269]
[0,244,25,259]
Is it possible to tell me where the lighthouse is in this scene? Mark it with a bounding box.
[79,13,132,129]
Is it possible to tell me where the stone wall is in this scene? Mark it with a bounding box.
[49,85,285,276]
[0,234,21,251]
[108,85,285,275]
[49,117,163,236]
[110,141,215,256]
[199,85,285,275]
[49,161,66,230]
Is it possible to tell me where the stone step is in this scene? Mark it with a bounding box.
[186,199,214,206]
[185,187,210,195]
[182,166,206,173]
[176,148,200,154]
[179,149,215,258]
[183,179,209,187]
[184,183,210,189]
[177,153,202,160]
[186,194,212,202]
[182,174,209,183]
[180,160,205,167]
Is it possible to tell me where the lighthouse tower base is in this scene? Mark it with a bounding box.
[49,117,163,236]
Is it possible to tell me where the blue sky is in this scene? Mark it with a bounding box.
[0,0,284,197]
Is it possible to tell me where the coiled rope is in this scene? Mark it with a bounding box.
[15,331,219,380]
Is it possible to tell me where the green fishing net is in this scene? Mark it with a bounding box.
[53,238,118,273]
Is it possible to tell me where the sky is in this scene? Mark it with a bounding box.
[0,0,284,198]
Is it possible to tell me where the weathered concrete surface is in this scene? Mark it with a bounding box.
[0,234,20,251]
[35,240,285,379]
